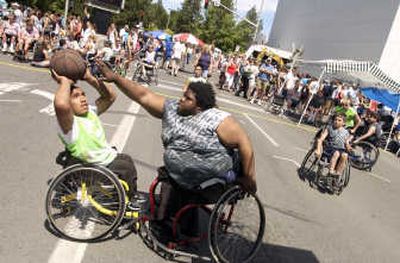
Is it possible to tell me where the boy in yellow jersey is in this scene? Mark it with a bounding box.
[52,68,142,209]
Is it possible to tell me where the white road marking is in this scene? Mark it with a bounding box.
[272,155,301,168]
[157,83,265,113]
[48,101,141,263]
[0,82,33,95]
[365,172,391,184]
[294,147,309,153]
[0,99,22,102]
[244,113,280,147]
[102,122,119,128]
[30,89,55,116]
[30,89,54,100]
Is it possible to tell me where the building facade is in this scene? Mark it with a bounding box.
[268,0,400,81]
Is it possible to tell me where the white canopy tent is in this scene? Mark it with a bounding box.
[296,59,400,151]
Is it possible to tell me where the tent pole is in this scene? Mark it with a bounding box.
[384,97,400,151]
[298,68,326,126]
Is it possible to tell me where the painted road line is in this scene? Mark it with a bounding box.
[294,147,309,153]
[0,60,48,73]
[272,155,301,168]
[244,113,280,147]
[156,82,266,114]
[30,89,55,116]
[0,82,33,94]
[48,101,141,263]
[0,99,22,102]
[365,172,391,184]
[102,122,119,128]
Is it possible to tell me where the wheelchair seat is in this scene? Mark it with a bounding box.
[156,166,230,205]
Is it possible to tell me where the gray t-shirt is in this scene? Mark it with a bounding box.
[162,99,232,189]
[326,125,350,150]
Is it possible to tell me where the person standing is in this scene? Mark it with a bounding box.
[195,45,212,79]
[170,40,185,76]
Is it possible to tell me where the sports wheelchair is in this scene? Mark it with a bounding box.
[299,146,351,195]
[46,157,265,262]
[131,60,159,86]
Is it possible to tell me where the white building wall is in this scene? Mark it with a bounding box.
[379,4,400,83]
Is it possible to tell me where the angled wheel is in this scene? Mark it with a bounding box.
[46,165,126,242]
[209,186,265,263]
[299,149,320,181]
[350,141,379,170]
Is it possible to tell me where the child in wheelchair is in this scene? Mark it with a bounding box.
[51,66,144,210]
[315,113,352,181]
[140,45,157,79]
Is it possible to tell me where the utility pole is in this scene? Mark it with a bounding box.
[64,0,69,29]
[211,0,263,43]
[252,0,265,43]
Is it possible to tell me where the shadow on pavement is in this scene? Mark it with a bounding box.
[252,242,320,263]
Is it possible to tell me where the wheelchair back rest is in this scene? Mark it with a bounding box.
[272,95,285,106]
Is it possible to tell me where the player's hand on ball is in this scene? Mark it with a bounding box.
[95,59,116,82]
[50,69,75,86]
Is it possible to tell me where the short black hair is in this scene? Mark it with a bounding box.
[70,85,80,94]
[187,82,216,111]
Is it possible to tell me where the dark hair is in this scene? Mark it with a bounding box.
[334,113,346,121]
[70,85,80,94]
[367,110,379,121]
[187,82,216,111]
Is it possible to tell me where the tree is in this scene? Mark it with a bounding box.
[199,0,237,52]
[172,0,202,35]
[235,6,258,51]
[112,0,168,30]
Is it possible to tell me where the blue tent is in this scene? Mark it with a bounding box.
[145,30,171,40]
[361,87,400,112]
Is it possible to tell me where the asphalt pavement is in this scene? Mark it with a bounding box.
[1,54,400,263]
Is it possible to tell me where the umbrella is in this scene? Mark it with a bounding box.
[173,33,204,46]
[147,30,171,40]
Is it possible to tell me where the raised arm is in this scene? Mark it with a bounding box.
[52,71,75,134]
[82,68,116,115]
[96,60,165,118]
[216,116,257,194]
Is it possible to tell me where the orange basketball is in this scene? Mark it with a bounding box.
[50,49,87,81]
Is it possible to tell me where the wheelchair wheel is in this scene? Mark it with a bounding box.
[350,141,379,170]
[132,65,141,81]
[299,149,319,180]
[377,132,390,149]
[46,165,126,242]
[209,186,265,263]
[153,67,159,86]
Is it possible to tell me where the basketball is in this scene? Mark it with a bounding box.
[50,49,87,81]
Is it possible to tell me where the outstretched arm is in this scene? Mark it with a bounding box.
[96,60,165,118]
[217,116,257,194]
[83,68,116,115]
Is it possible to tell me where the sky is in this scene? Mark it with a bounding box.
[162,0,279,39]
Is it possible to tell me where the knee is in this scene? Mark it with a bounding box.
[340,153,348,160]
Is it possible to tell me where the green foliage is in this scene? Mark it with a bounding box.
[234,6,258,51]
[111,0,168,30]
[173,0,202,35]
